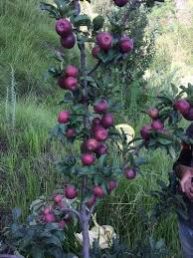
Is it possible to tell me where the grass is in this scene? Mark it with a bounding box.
[0,97,63,219]
[0,0,64,96]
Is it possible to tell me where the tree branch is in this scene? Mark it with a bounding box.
[88,60,101,76]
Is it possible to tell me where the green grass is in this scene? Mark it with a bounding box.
[0,0,63,96]
[0,97,63,218]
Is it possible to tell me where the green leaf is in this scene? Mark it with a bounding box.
[40,2,61,19]
[73,14,91,27]
[93,15,105,31]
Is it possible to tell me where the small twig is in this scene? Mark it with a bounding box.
[61,207,80,219]
[88,60,101,76]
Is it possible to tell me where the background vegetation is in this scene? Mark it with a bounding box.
[1,0,193,257]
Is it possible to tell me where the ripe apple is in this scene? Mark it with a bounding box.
[114,0,128,7]
[65,65,79,78]
[147,108,159,119]
[61,33,76,49]
[101,113,114,128]
[124,167,136,180]
[55,19,72,36]
[93,186,105,198]
[65,185,78,199]
[96,32,113,51]
[58,111,70,124]
[94,99,109,114]
[81,153,96,166]
[120,36,134,53]
[140,124,152,140]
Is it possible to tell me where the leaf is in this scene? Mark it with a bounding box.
[31,247,45,258]
[40,2,61,19]
[155,239,164,250]
[12,208,22,221]
[93,15,104,31]
[167,146,177,159]
[73,14,91,27]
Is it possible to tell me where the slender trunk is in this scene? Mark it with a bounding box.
[81,206,90,258]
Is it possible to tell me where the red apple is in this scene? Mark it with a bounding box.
[93,186,105,198]
[65,185,78,199]
[92,45,101,58]
[58,111,70,124]
[94,127,108,141]
[54,194,63,204]
[120,36,134,53]
[124,167,136,180]
[85,138,99,151]
[65,65,79,78]
[65,128,76,139]
[108,180,118,192]
[61,33,76,49]
[101,113,114,128]
[96,32,113,51]
[43,206,52,215]
[114,0,128,7]
[45,213,55,223]
[64,77,78,91]
[140,124,152,140]
[147,108,159,119]
[174,99,190,115]
[94,99,109,114]
[55,19,72,36]
[151,120,164,131]
[85,196,96,208]
[81,153,96,166]
[96,143,108,156]
[182,107,193,121]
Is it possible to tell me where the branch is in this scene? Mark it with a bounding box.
[88,60,101,76]
[61,207,80,219]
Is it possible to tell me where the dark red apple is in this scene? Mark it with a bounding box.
[65,65,79,78]
[64,185,78,199]
[43,206,52,215]
[174,99,190,115]
[65,128,76,139]
[96,143,108,156]
[93,186,105,198]
[58,111,70,124]
[182,107,193,121]
[61,33,76,49]
[108,180,118,192]
[94,99,109,114]
[45,213,55,223]
[54,194,63,204]
[101,113,114,128]
[120,36,134,53]
[55,19,72,36]
[64,77,78,91]
[140,124,152,140]
[96,32,113,51]
[94,127,108,141]
[81,153,96,166]
[85,196,96,208]
[114,0,128,7]
[124,167,137,180]
[147,108,159,119]
[92,45,101,58]
[151,120,164,131]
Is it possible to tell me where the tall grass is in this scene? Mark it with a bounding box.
[0,0,63,96]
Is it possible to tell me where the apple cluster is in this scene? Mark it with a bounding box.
[40,194,73,228]
[140,108,164,141]
[56,18,76,49]
[92,32,134,59]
